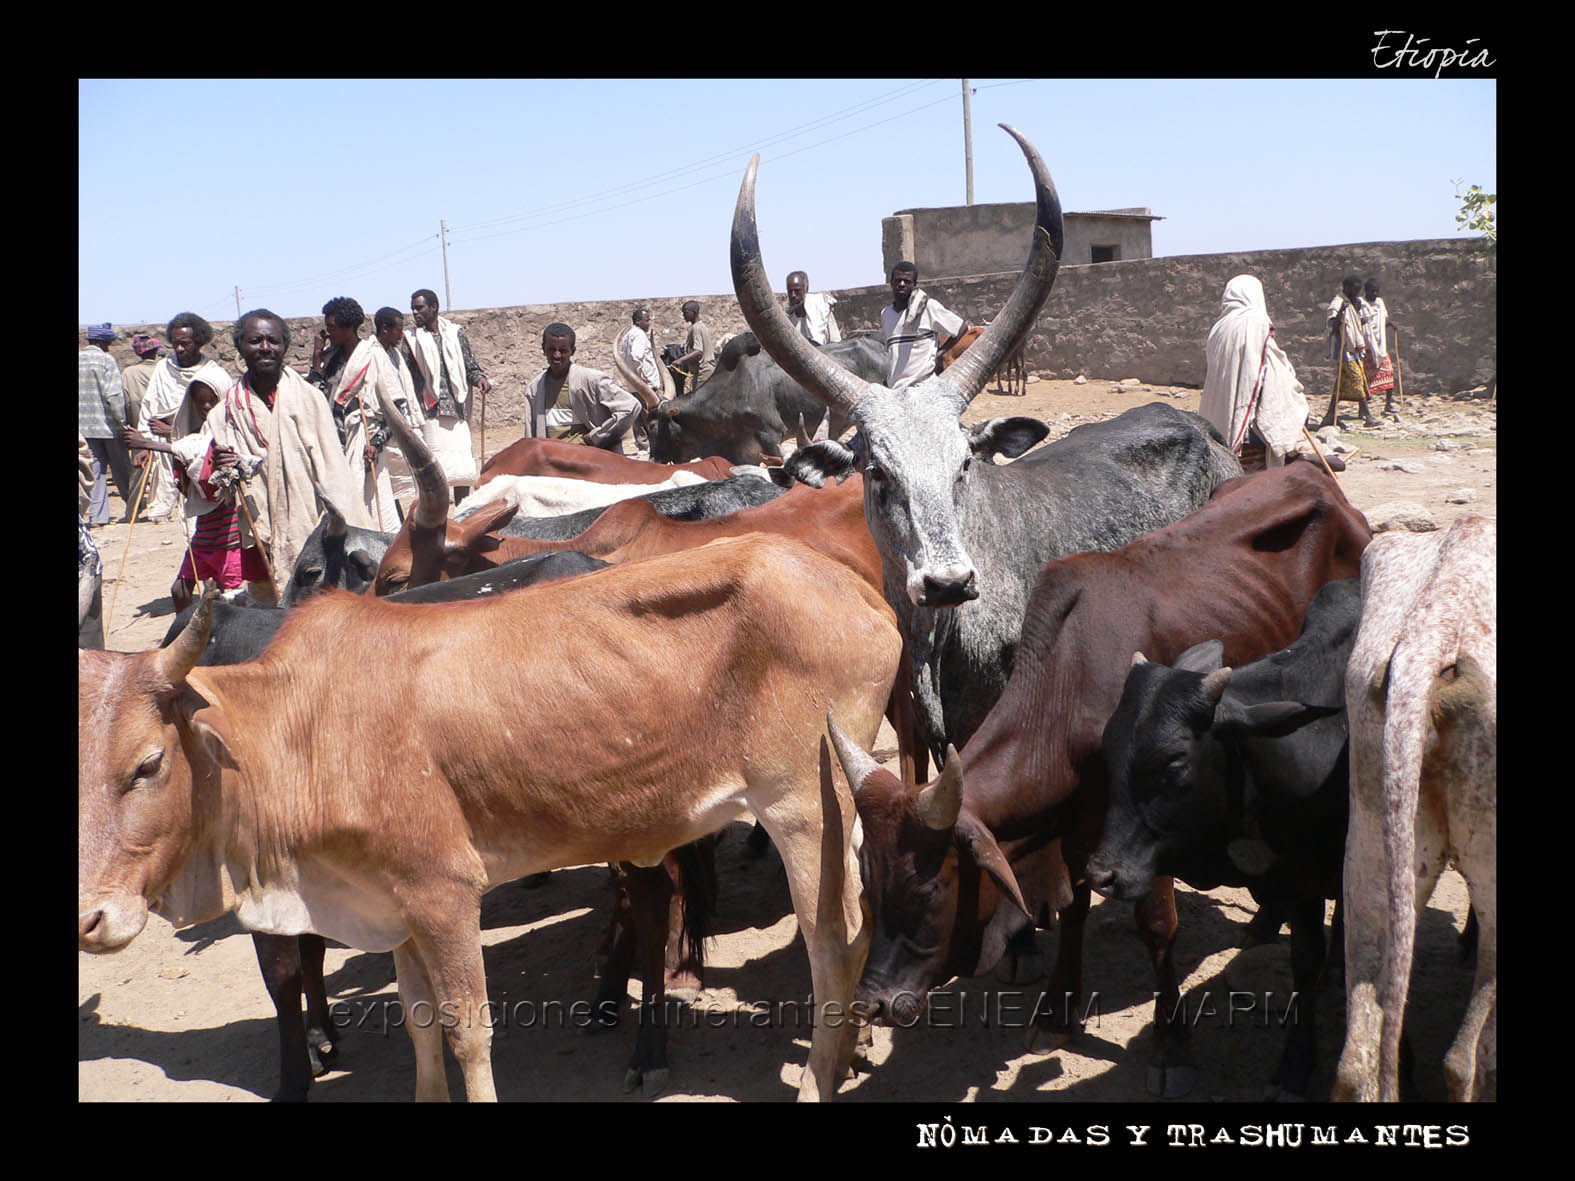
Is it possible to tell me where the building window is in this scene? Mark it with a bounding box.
[1091,244,1120,263]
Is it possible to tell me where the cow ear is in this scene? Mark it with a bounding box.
[780,440,857,489]
[967,416,1050,461]
[1174,639,1225,675]
[451,498,519,544]
[954,809,1032,922]
[176,683,240,772]
[1214,700,1342,738]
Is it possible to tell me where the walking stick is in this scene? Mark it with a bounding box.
[1299,425,1338,480]
[1392,326,1405,402]
[104,457,155,636]
[233,482,278,593]
[477,382,486,468]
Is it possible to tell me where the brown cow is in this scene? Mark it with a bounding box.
[827,461,1372,1096]
[1335,515,1496,1102]
[79,532,899,1101]
[476,436,734,488]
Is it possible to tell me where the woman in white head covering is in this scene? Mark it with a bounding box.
[1200,275,1310,468]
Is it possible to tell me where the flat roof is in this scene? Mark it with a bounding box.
[892,202,1162,221]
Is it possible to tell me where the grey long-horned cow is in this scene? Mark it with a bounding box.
[732,124,1242,760]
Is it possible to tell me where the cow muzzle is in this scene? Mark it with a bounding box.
[855,984,928,1029]
[1085,856,1146,903]
[78,896,149,953]
[912,566,979,608]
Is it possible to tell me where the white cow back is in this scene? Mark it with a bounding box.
[455,470,707,519]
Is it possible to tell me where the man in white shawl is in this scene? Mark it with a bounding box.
[402,288,491,505]
[331,307,426,529]
[1200,275,1312,469]
[130,312,232,521]
[205,310,372,605]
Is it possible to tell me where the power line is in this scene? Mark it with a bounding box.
[240,234,441,299]
[446,89,960,251]
[447,80,946,237]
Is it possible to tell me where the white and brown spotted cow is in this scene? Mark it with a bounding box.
[1334,515,1495,1102]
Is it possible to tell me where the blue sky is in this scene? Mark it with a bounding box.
[78,78,1496,326]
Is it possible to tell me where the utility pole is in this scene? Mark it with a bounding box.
[234,286,242,318]
[962,79,975,206]
[441,220,452,310]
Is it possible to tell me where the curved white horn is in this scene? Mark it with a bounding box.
[732,156,868,416]
[942,125,1064,405]
[826,709,883,797]
[914,745,965,831]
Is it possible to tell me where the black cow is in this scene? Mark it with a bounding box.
[283,497,394,606]
[648,331,890,465]
[160,548,612,1101]
[1087,578,1360,1099]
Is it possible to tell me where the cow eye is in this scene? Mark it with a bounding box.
[866,464,885,484]
[297,566,321,587]
[125,750,163,791]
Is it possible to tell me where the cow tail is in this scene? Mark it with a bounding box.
[672,837,715,975]
[1374,620,1453,1101]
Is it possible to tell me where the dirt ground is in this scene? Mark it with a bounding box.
[79,377,1494,1103]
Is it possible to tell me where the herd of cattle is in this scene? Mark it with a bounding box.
[78,126,1495,1104]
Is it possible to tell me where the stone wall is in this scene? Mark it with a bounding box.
[835,237,1496,397]
[82,238,1495,432]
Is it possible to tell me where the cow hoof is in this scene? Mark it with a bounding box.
[1023,1022,1077,1055]
[1147,1063,1197,1098]
[624,1066,670,1096]
[307,1040,337,1077]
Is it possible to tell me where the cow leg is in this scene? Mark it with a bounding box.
[1445,770,1497,1101]
[1265,894,1328,1100]
[622,862,676,1096]
[1138,877,1195,1098]
[1242,901,1286,948]
[1024,880,1090,1054]
[592,865,638,1029]
[298,934,338,1076]
[406,892,496,1102]
[1333,784,1387,1101]
[251,932,313,1102]
[391,940,449,1102]
[756,766,869,1101]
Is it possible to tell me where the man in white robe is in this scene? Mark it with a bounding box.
[402,288,490,504]
[1200,275,1311,468]
[206,310,371,604]
[132,313,232,521]
[786,271,841,345]
[332,308,426,528]
[881,262,969,390]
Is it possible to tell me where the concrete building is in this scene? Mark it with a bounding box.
[881,202,1162,278]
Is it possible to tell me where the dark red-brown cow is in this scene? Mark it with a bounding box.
[938,325,1026,396]
[827,461,1372,1096]
[476,436,734,488]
